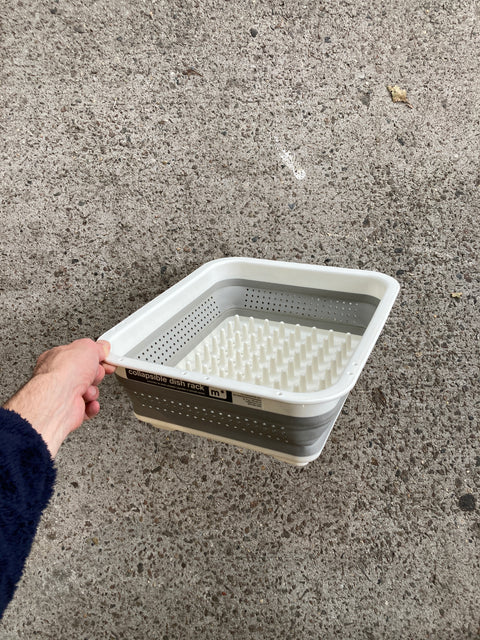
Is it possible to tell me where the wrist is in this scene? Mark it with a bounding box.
[4,373,67,458]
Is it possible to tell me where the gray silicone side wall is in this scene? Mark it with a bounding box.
[127,279,380,367]
[117,375,346,459]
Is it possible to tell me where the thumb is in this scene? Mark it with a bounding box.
[96,340,111,361]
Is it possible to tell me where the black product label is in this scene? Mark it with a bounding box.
[126,369,233,403]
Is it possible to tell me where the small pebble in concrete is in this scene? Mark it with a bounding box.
[458,494,476,512]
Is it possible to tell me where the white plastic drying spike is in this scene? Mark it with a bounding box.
[176,315,361,394]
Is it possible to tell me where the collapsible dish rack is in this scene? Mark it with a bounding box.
[99,258,399,466]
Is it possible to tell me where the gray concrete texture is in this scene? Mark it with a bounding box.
[0,0,479,637]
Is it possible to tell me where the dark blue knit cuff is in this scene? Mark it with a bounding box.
[0,407,56,617]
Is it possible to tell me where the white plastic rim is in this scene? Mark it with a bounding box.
[99,258,399,417]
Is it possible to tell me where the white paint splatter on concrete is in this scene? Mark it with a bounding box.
[278,148,306,180]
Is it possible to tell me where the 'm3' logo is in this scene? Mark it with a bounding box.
[209,387,228,400]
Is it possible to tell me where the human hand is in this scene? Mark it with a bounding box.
[3,339,116,458]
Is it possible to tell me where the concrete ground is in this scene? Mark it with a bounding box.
[1,0,479,638]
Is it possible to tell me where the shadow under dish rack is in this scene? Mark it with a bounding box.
[99,258,399,466]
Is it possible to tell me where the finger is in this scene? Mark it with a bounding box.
[96,340,111,362]
[102,362,117,375]
[85,399,100,420]
[93,364,106,386]
[83,385,100,403]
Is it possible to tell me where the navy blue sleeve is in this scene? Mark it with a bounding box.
[0,407,56,618]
